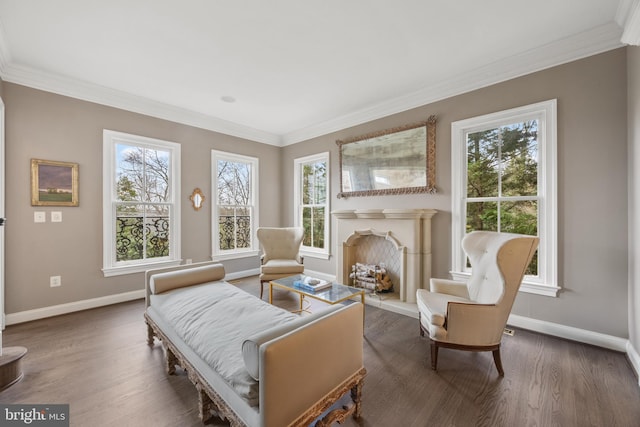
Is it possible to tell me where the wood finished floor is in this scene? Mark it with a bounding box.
[1,277,639,427]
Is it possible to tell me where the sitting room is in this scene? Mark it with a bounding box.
[0,1,639,426]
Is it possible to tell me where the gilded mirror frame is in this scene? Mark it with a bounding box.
[336,115,436,198]
[189,188,205,211]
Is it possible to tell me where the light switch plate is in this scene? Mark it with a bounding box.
[51,211,62,222]
[34,211,46,223]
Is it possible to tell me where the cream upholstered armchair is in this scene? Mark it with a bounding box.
[417,231,539,376]
[256,227,305,299]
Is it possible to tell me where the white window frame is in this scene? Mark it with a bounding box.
[102,130,181,277]
[294,152,330,260]
[211,150,259,260]
[451,99,560,297]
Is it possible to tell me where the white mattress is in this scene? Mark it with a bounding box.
[149,281,298,406]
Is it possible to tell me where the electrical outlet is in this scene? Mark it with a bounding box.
[34,211,46,223]
[50,276,61,287]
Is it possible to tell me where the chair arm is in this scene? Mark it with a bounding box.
[259,304,363,426]
[260,254,265,265]
[445,302,505,346]
[297,254,304,264]
[430,278,470,299]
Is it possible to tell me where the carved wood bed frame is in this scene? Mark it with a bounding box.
[145,312,366,426]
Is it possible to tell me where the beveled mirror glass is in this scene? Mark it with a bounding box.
[337,116,436,198]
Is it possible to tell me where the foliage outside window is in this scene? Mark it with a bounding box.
[451,100,559,296]
[103,130,181,277]
[294,153,330,259]
[212,151,258,259]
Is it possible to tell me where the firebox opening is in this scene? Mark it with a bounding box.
[348,234,401,298]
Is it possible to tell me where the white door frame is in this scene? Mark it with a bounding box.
[0,97,5,350]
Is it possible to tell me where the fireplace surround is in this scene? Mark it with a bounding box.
[332,209,437,317]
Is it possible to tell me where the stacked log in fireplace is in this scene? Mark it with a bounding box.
[349,262,394,293]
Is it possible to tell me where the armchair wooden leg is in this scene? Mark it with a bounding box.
[260,280,265,299]
[492,347,504,376]
[430,340,438,370]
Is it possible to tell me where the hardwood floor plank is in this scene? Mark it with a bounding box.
[1,277,639,427]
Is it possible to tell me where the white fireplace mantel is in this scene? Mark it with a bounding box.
[332,209,437,317]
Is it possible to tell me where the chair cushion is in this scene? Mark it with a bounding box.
[261,259,304,275]
[416,289,471,327]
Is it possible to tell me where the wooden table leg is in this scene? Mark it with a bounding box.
[269,282,273,304]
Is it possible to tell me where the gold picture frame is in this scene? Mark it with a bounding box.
[336,115,437,198]
[31,159,79,206]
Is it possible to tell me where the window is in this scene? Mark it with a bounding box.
[102,130,181,277]
[294,153,330,259]
[212,150,258,259]
[451,100,559,296]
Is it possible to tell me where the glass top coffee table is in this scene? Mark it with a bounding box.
[269,274,365,329]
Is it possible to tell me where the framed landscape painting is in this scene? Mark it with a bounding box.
[31,159,79,206]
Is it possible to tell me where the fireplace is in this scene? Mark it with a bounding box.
[332,209,437,317]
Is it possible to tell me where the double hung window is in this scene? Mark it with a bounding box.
[294,153,329,259]
[102,130,181,276]
[451,100,559,296]
[212,150,258,259]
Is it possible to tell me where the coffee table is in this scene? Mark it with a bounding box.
[269,274,365,329]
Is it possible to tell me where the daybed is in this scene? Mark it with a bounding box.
[144,261,366,426]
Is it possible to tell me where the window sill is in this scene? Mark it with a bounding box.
[449,271,560,297]
[102,259,182,277]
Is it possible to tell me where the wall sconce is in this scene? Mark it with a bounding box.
[189,188,205,211]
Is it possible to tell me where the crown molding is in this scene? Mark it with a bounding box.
[620,0,640,45]
[0,21,625,147]
[0,19,11,78]
[281,22,624,145]
[616,0,635,26]
[0,63,282,146]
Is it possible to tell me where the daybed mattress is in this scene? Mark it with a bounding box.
[148,281,298,406]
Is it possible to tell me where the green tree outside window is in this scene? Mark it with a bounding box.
[466,121,539,274]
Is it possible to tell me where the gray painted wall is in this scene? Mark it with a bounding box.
[282,48,629,338]
[1,48,632,341]
[3,83,279,313]
[628,46,640,353]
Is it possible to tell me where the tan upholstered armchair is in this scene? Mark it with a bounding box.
[256,227,305,299]
[417,231,539,376]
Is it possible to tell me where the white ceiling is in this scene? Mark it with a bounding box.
[0,1,632,145]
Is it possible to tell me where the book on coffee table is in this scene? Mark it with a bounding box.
[293,278,332,292]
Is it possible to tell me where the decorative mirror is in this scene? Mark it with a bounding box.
[337,115,436,198]
[189,188,205,211]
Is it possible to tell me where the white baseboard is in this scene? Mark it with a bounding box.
[5,289,145,325]
[303,269,336,282]
[508,314,628,352]
[224,268,260,281]
[5,268,262,326]
[627,341,640,386]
